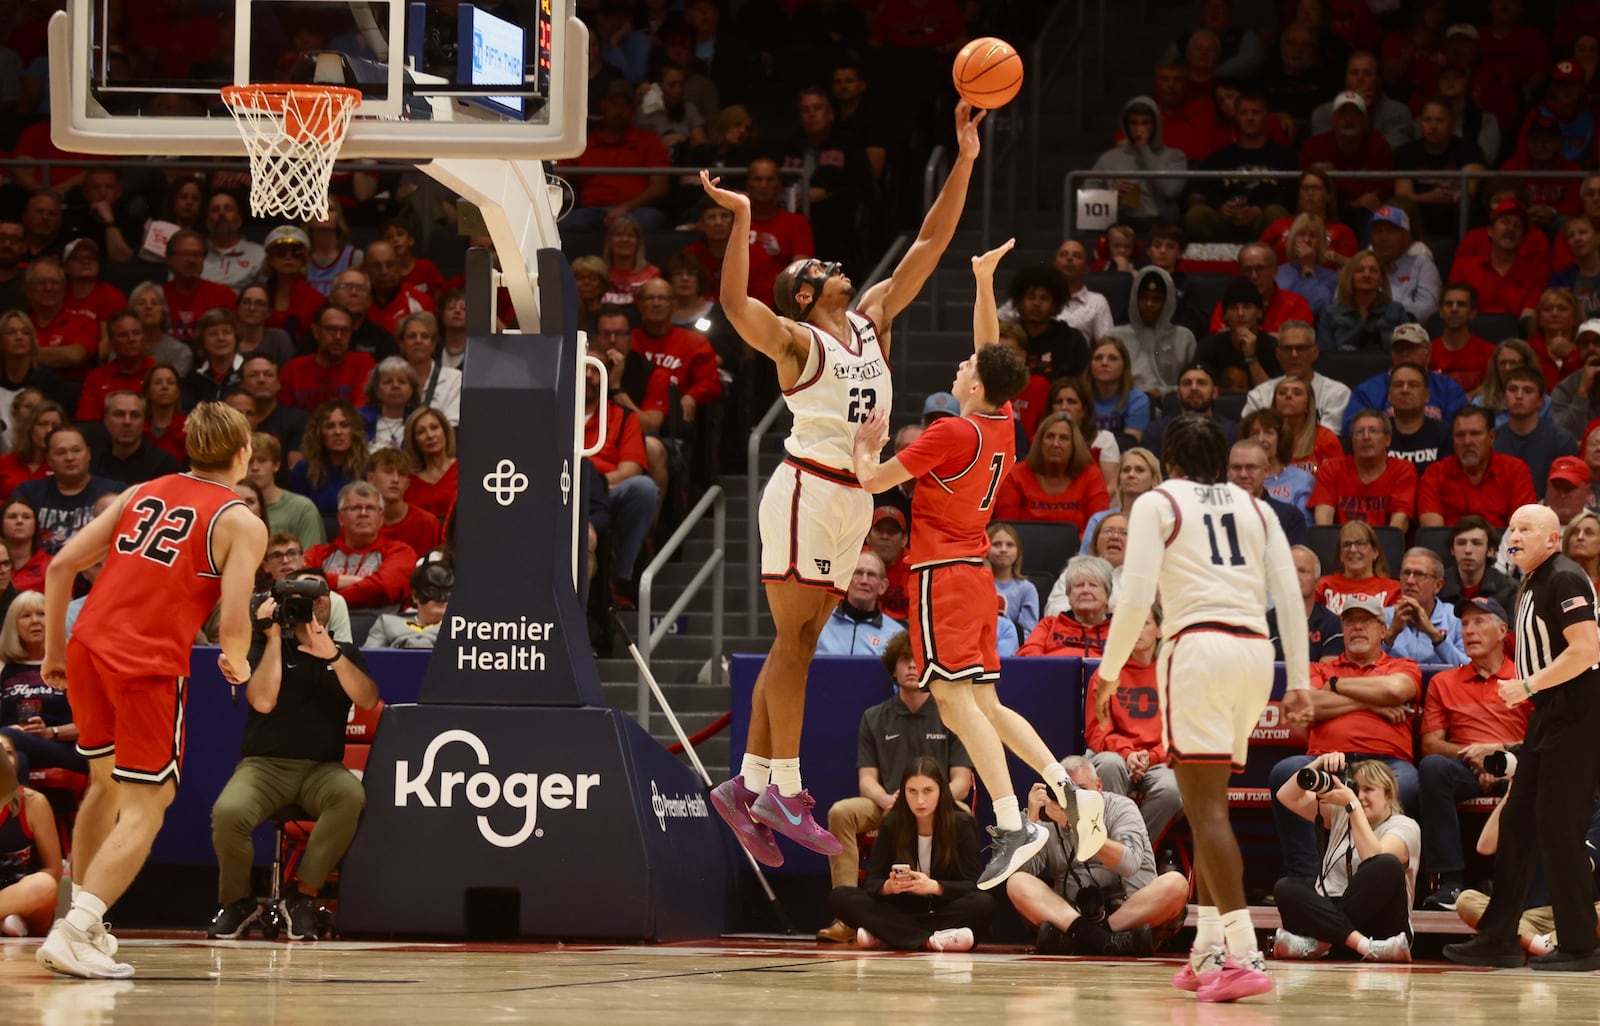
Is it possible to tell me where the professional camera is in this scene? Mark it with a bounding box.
[1297,766,1352,794]
[1483,748,1520,778]
[251,577,330,631]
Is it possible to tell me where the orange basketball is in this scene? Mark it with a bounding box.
[952,37,1023,109]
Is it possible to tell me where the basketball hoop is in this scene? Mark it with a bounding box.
[220,83,364,222]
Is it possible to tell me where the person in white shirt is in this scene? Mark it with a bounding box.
[201,192,264,290]
[1241,321,1351,430]
[997,239,1115,344]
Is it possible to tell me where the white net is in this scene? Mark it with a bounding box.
[220,84,364,222]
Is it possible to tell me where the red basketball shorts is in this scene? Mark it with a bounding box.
[68,639,188,786]
[909,560,1001,688]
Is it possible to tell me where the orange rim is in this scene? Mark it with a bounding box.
[220,83,364,144]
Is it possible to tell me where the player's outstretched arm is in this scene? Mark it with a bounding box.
[215,505,269,685]
[971,238,1014,353]
[40,488,132,687]
[698,172,808,370]
[851,407,912,493]
[857,102,985,329]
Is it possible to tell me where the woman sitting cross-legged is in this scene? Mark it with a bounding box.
[0,732,64,938]
[828,756,993,952]
[1271,753,1420,963]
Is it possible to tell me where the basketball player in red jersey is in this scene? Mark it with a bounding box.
[36,402,266,978]
[698,102,985,862]
[852,241,1109,891]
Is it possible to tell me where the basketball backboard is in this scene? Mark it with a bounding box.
[50,0,589,161]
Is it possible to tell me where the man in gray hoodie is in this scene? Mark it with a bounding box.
[1110,267,1196,399]
[1089,98,1189,222]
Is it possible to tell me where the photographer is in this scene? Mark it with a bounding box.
[1272,754,1420,963]
[1006,757,1189,957]
[365,563,453,649]
[207,567,378,943]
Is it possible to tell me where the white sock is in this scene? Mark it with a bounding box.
[71,882,83,901]
[740,754,772,792]
[1044,762,1071,792]
[993,794,1023,832]
[1222,908,1259,961]
[64,890,108,934]
[1192,906,1223,969]
[771,758,802,797]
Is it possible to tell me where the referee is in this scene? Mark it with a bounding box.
[1444,505,1600,971]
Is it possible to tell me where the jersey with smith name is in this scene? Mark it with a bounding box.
[781,310,891,469]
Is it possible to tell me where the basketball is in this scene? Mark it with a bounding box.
[952,37,1023,109]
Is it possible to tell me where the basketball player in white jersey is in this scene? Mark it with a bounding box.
[697,101,985,863]
[1095,414,1312,1002]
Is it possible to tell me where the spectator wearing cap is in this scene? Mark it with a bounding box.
[1089,96,1188,223]
[922,392,959,425]
[992,412,1111,532]
[1000,266,1090,381]
[1394,98,1489,239]
[1299,90,1394,216]
[864,506,910,623]
[1242,320,1351,431]
[1502,115,1584,232]
[1383,547,1466,666]
[1312,408,1417,530]
[1267,594,1422,881]
[1551,216,1600,319]
[1369,205,1441,323]
[1205,243,1313,336]
[201,191,265,290]
[1197,277,1282,393]
[1316,250,1415,352]
[364,562,454,649]
[1447,199,1547,319]
[1309,51,1415,151]
[1110,267,1194,400]
[1516,61,1594,166]
[60,237,126,327]
[1018,555,1113,658]
[815,550,906,656]
[262,226,326,340]
[1439,516,1516,611]
[1551,319,1600,438]
[565,80,671,234]
[1495,369,1577,497]
[1416,595,1527,911]
[1418,406,1537,529]
[1342,323,1468,434]
[1141,363,1235,458]
[1430,283,1495,394]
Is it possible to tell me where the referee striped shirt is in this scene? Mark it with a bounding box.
[1513,553,1600,750]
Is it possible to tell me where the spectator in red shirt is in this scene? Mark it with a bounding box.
[1502,116,1584,233]
[1017,555,1113,657]
[303,481,418,609]
[1312,408,1417,530]
[380,219,445,298]
[565,81,671,233]
[1315,519,1401,614]
[1207,242,1314,334]
[867,0,967,51]
[683,201,734,302]
[1477,0,1552,106]
[77,312,154,422]
[1416,595,1528,910]
[631,279,722,425]
[279,306,377,412]
[163,229,238,345]
[583,345,661,604]
[365,447,441,560]
[1261,169,1359,271]
[1431,283,1495,393]
[362,240,433,336]
[602,215,662,305]
[1447,198,1547,319]
[991,412,1111,531]
[1268,594,1422,879]
[1299,91,1394,217]
[1150,58,1219,161]
[259,226,325,341]
[1082,608,1181,841]
[745,158,816,309]
[60,238,125,327]
[1418,406,1538,528]
[24,259,98,385]
[595,304,672,492]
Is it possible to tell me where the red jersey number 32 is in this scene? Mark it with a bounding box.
[114,496,197,567]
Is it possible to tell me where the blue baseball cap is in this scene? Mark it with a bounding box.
[1455,596,1508,623]
[922,392,958,419]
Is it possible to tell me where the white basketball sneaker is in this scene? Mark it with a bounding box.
[36,920,135,979]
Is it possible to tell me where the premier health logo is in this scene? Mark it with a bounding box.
[650,781,711,831]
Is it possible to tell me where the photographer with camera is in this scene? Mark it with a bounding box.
[1271,753,1420,962]
[207,566,378,943]
[1005,757,1189,957]
[1445,504,1600,971]
[1417,596,1528,911]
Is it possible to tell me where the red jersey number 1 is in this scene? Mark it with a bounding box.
[978,453,1005,511]
[114,496,197,567]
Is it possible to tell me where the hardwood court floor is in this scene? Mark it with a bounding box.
[0,935,1593,1026]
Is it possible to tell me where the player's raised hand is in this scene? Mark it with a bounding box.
[699,171,749,214]
[854,406,891,455]
[971,238,1015,280]
[955,100,987,160]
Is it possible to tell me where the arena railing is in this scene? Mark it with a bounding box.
[637,484,725,728]
[1060,166,1595,240]
[743,231,910,636]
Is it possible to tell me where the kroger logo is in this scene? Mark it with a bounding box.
[649,780,711,832]
[395,730,600,848]
[483,458,530,506]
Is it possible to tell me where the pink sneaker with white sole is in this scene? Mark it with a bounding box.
[710,777,784,867]
[749,785,842,855]
[1197,955,1273,1003]
[1174,945,1225,992]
